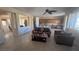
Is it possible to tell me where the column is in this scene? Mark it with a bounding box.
[63,15,69,30]
[10,12,19,32]
[35,17,39,27]
[28,16,34,30]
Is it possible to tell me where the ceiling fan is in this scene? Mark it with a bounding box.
[43,9,57,15]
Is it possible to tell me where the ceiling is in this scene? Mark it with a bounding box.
[0,7,74,17]
[0,9,9,15]
[13,7,72,17]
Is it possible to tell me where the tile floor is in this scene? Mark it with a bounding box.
[0,29,75,51]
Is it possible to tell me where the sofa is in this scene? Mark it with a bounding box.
[54,31,75,46]
[32,27,51,42]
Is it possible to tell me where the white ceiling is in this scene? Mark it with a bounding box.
[0,7,74,17]
[13,7,72,17]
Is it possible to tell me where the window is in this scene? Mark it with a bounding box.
[75,18,79,30]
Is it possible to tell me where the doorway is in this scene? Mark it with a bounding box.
[1,19,11,33]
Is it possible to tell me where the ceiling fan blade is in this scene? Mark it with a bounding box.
[50,10,57,12]
[43,12,47,15]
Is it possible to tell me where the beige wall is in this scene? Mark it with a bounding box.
[0,15,11,27]
[19,15,29,26]
[19,15,34,29]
